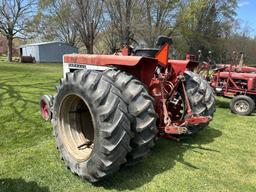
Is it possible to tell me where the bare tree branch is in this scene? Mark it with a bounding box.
[74,0,104,53]
[0,0,36,61]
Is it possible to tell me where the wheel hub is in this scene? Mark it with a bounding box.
[58,94,94,161]
[41,100,49,119]
[234,100,249,113]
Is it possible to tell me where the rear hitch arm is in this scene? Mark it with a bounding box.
[180,74,193,116]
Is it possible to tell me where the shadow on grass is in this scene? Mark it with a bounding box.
[0,75,57,147]
[0,71,223,190]
[96,126,222,190]
[0,75,56,123]
[0,178,49,192]
[216,98,230,109]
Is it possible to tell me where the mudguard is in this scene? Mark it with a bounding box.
[63,54,158,87]
[63,54,155,66]
[170,60,199,75]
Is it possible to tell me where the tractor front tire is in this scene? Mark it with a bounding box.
[40,95,53,121]
[185,71,216,134]
[230,95,255,116]
[104,70,157,165]
[52,70,132,182]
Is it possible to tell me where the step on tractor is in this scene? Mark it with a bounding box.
[40,36,215,182]
[196,52,256,116]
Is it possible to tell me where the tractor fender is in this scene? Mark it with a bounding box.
[63,54,158,87]
[169,59,199,75]
[64,54,155,66]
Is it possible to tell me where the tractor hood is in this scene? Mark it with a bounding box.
[219,72,256,79]
[237,66,256,73]
[216,64,256,73]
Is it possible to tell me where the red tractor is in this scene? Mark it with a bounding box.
[215,52,256,74]
[210,66,256,115]
[40,36,215,182]
[214,64,256,74]
[196,52,256,116]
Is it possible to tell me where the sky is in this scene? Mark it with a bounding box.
[237,0,256,36]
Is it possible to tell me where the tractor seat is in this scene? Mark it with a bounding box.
[134,48,159,58]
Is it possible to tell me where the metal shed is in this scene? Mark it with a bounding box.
[19,41,78,63]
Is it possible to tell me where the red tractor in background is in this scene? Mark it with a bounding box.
[197,51,256,115]
[40,36,215,182]
[210,66,256,115]
[214,52,256,74]
[215,64,256,73]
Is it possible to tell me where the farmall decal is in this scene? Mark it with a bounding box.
[63,62,114,77]
[68,63,87,69]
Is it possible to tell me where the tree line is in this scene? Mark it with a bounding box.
[0,0,256,65]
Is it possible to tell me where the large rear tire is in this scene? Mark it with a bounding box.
[52,70,133,182]
[184,71,216,134]
[104,70,157,165]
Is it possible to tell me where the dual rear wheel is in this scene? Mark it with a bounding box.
[52,70,157,182]
[51,69,215,182]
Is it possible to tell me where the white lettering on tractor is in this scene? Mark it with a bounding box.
[68,63,87,69]
[63,62,114,77]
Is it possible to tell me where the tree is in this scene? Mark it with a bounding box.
[38,0,78,46]
[142,0,179,47]
[175,0,237,61]
[104,0,179,51]
[105,0,134,45]
[74,0,104,54]
[0,0,35,62]
[225,23,256,65]
[99,23,119,54]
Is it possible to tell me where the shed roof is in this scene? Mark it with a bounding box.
[19,41,74,48]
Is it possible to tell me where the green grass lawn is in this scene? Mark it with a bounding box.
[0,61,255,192]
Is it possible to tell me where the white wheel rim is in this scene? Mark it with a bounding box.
[234,100,249,113]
